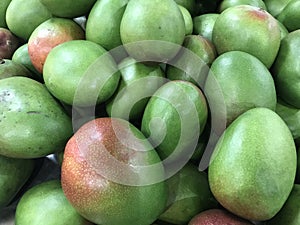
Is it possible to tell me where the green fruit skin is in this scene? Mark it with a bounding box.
[0,0,11,28]
[0,59,32,80]
[12,44,43,81]
[272,30,300,108]
[277,0,300,32]
[178,5,193,35]
[141,81,208,160]
[193,13,219,42]
[212,5,281,68]
[276,98,300,141]
[174,0,198,16]
[219,0,267,12]
[15,180,93,225]
[266,184,300,225]
[277,20,289,40]
[205,51,277,125]
[40,0,96,18]
[120,0,185,62]
[43,40,120,107]
[0,76,73,158]
[208,107,297,221]
[159,163,218,225]
[0,155,34,208]
[264,0,293,17]
[86,0,128,50]
[61,118,168,225]
[106,57,165,121]
[166,35,217,87]
[6,0,52,40]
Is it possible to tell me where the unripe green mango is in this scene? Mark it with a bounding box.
[272,30,300,108]
[106,57,165,121]
[218,0,267,12]
[277,0,300,31]
[212,5,281,68]
[0,155,35,209]
[208,107,297,221]
[0,59,32,79]
[178,5,193,35]
[120,0,185,62]
[264,0,293,17]
[0,0,11,28]
[0,77,73,158]
[193,13,219,42]
[205,51,277,125]
[15,180,93,225]
[159,163,218,225]
[266,184,300,225]
[141,81,208,161]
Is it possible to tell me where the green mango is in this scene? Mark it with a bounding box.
[212,5,281,68]
[0,59,32,79]
[40,0,96,18]
[0,0,11,28]
[208,107,297,221]
[205,51,276,125]
[193,13,219,42]
[166,35,217,87]
[264,0,293,17]
[106,57,165,121]
[43,40,120,107]
[272,30,300,108]
[266,185,300,225]
[178,5,193,35]
[141,81,208,161]
[218,0,267,12]
[6,0,52,40]
[174,0,199,16]
[0,155,35,209]
[15,180,93,225]
[276,98,300,143]
[0,76,73,158]
[159,163,218,225]
[61,118,168,225]
[86,0,128,51]
[277,20,289,40]
[277,0,300,32]
[12,44,43,81]
[120,0,185,62]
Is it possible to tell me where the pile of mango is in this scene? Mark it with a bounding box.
[1,0,300,224]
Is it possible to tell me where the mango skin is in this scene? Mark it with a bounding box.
[218,0,267,12]
[212,5,281,68]
[0,0,11,28]
[208,107,297,221]
[15,180,93,225]
[0,155,34,209]
[266,185,300,225]
[277,0,300,32]
[0,59,32,80]
[141,81,208,161]
[61,118,167,225]
[0,77,73,158]
[272,30,300,108]
[120,0,185,62]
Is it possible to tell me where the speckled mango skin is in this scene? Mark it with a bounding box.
[0,76,73,158]
[212,5,281,68]
[61,118,167,225]
[208,107,297,221]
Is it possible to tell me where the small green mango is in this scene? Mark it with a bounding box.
[141,81,208,161]
[0,59,32,80]
[218,0,267,12]
[208,107,297,221]
[277,0,300,31]
[0,76,73,158]
[15,180,93,225]
[0,0,11,28]
[264,0,292,17]
[193,13,219,42]
[0,155,35,209]
[159,163,218,225]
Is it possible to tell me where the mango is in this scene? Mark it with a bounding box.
[208,107,297,221]
[120,0,185,62]
[272,30,300,108]
[0,59,32,79]
[43,40,120,107]
[218,0,267,12]
[212,5,281,68]
[141,81,208,162]
[277,0,300,31]
[205,51,276,125]
[15,180,93,225]
[0,155,35,209]
[0,0,11,28]
[0,76,73,158]
[193,13,219,42]
[264,0,293,17]
[178,5,193,35]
